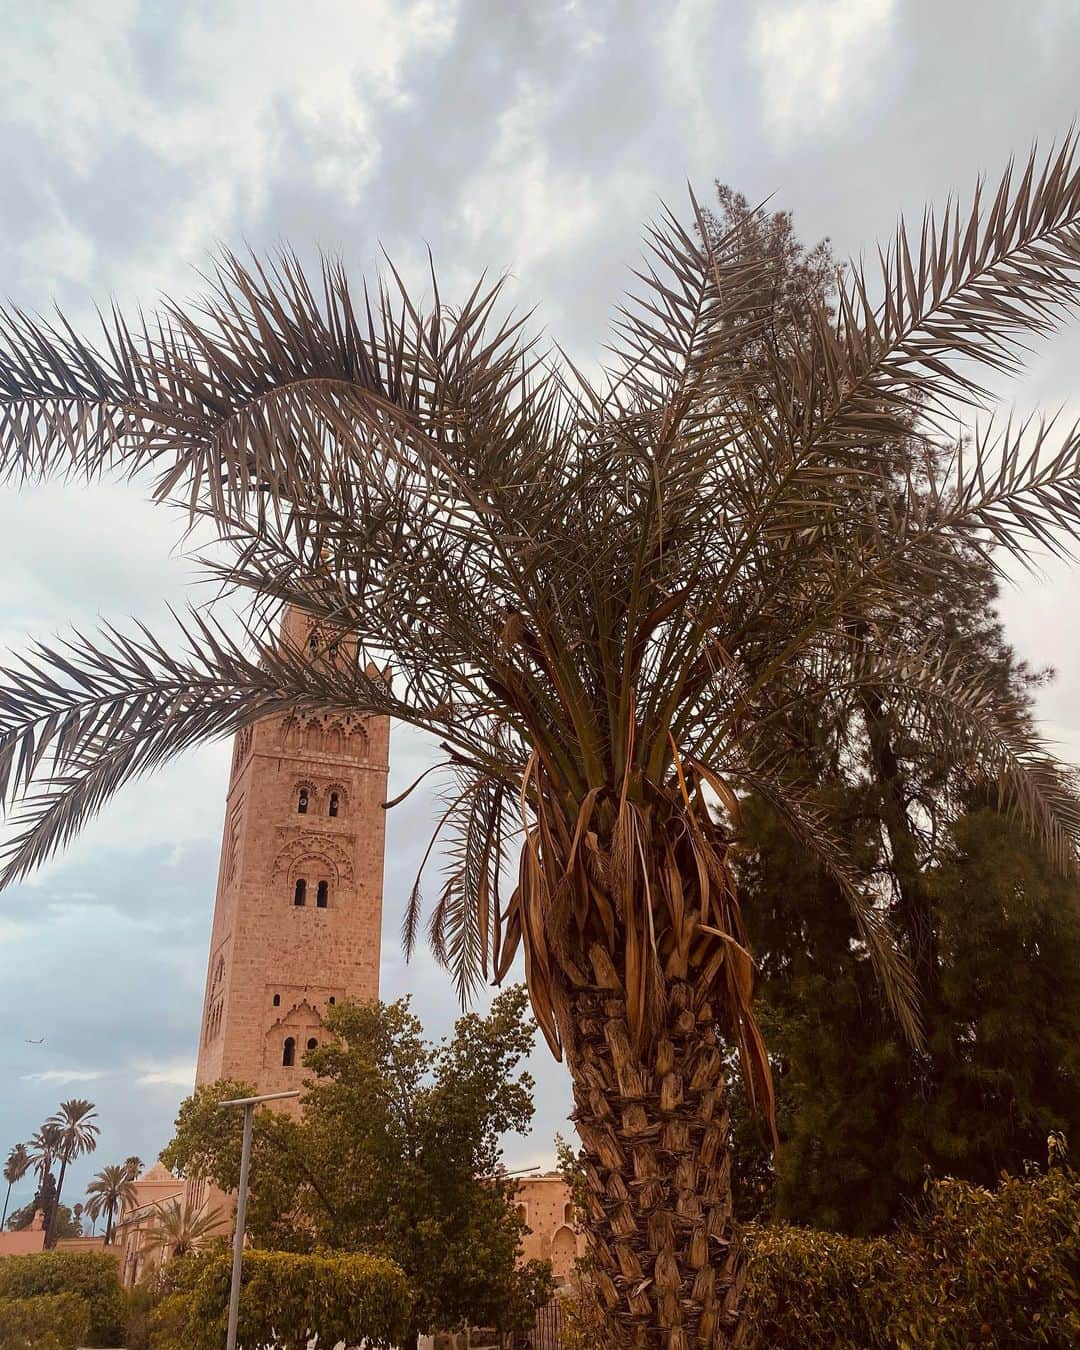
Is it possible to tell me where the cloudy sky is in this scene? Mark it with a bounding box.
[2,0,1080,1220]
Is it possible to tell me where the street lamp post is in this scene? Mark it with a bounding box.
[217,1090,300,1350]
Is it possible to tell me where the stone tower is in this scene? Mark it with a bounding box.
[195,608,389,1102]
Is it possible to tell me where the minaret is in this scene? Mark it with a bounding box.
[194,608,389,1103]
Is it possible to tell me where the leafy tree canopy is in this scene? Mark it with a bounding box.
[161,985,551,1344]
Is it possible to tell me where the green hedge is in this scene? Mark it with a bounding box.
[742,1167,1080,1348]
[0,1252,124,1347]
[0,1293,90,1350]
[151,1248,411,1349]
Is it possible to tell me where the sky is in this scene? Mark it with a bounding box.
[2,0,1080,1221]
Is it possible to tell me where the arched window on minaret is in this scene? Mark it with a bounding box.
[306,1037,318,1051]
[328,791,340,818]
[282,1037,296,1067]
[273,994,281,1007]
[316,880,329,908]
[297,788,309,815]
[293,879,307,907]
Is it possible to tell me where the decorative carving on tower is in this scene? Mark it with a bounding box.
[194,608,390,1104]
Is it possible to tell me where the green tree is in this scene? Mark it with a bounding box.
[139,1196,226,1261]
[2,1143,30,1228]
[6,141,1080,1345]
[44,1099,99,1248]
[162,986,552,1349]
[84,1164,138,1244]
[5,1196,82,1240]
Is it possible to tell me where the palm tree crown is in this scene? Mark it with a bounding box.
[47,1100,99,1164]
[3,139,1080,1345]
[26,1125,62,1183]
[2,1143,31,1227]
[84,1163,137,1244]
[3,1144,30,1188]
[140,1197,224,1261]
[43,1099,98,1247]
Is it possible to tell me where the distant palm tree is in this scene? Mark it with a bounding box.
[122,1156,144,1181]
[2,1144,30,1227]
[26,1124,62,1184]
[44,1099,99,1248]
[140,1197,224,1262]
[84,1164,137,1245]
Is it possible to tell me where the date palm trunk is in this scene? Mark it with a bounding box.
[568,974,743,1349]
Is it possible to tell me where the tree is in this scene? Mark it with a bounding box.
[2,1144,30,1228]
[139,1197,225,1262]
[161,986,553,1348]
[122,1156,144,1181]
[5,142,1080,1346]
[5,1196,81,1241]
[84,1163,138,1244]
[26,1125,62,1187]
[43,1099,99,1248]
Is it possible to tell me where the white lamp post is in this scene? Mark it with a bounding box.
[217,1090,300,1350]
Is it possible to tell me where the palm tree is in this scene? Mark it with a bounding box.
[122,1156,144,1181]
[26,1124,62,1184]
[3,141,1080,1344]
[44,1099,99,1248]
[2,1144,30,1227]
[139,1197,224,1262]
[84,1163,137,1244]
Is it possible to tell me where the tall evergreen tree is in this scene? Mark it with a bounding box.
[701,187,1080,1234]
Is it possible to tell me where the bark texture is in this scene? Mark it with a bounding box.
[568,963,743,1349]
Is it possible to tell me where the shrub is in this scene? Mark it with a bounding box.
[741,1166,1080,1349]
[0,1292,90,1350]
[150,1248,411,1350]
[0,1251,124,1347]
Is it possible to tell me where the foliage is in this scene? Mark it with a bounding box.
[4,1197,80,1241]
[0,1292,89,1350]
[740,1165,1080,1349]
[39,1101,99,1249]
[7,139,1080,1345]
[26,1127,62,1185]
[1,1146,30,1229]
[0,1251,124,1347]
[731,799,1080,1233]
[119,1281,157,1350]
[84,1163,138,1245]
[695,182,1080,1239]
[139,1196,226,1260]
[149,1249,410,1350]
[162,987,551,1343]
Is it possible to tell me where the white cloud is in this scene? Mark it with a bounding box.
[136,1062,196,1088]
[458,84,600,273]
[749,0,897,146]
[22,1069,105,1085]
[0,0,461,304]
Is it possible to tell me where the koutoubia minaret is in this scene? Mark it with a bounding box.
[194,607,389,1103]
